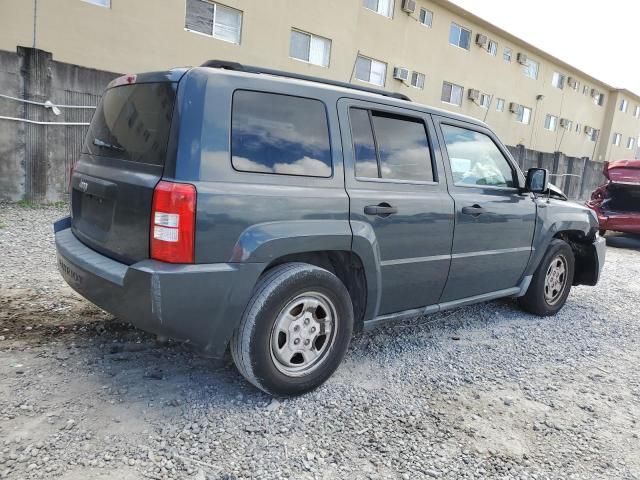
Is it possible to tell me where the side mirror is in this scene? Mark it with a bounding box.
[525,168,548,194]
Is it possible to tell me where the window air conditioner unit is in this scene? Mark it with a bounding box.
[559,118,570,129]
[475,34,488,47]
[468,89,480,101]
[584,125,594,135]
[509,102,520,113]
[401,0,417,13]
[517,53,528,65]
[393,67,410,82]
[591,88,599,98]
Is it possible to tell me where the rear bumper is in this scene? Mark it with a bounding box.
[587,201,640,234]
[54,218,264,357]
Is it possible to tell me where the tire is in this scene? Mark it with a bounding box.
[230,263,354,396]
[518,239,575,316]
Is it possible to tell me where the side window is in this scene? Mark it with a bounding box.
[349,108,434,182]
[441,124,515,188]
[231,91,332,177]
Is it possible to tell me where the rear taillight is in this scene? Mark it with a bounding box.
[150,181,196,263]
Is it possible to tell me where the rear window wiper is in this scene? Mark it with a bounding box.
[93,138,124,152]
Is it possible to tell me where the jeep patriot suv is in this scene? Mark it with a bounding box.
[55,61,606,396]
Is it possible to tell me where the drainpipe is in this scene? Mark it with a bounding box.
[33,0,38,48]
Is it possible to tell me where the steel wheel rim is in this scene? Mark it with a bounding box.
[544,254,568,306]
[270,292,338,377]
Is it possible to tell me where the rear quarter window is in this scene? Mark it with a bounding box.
[231,90,332,177]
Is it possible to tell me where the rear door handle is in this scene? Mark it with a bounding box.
[461,204,486,216]
[364,203,398,217]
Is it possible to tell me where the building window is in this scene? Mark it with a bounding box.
[83,0,110,6]
[350,108,435,182]
[289,30,331,67]
[583,85,589,95]
[575,123,581,133]
[590,129,599,142]
[544,114,557,131]
[231,91,332,177]
[613,133,622,146]
[620,99,629,112]
[503,47,512,62]
[441,81,464,106]
[634,105,640,118]
[363,0,394,17]
[551,72,565,89]
[185,0,242,44]
[594,93,605,107]
[522,58,539,80]
[355,55,387,86]
[419,8,433,27]
[487,40,498,56]
[515,105,532,124]
[627,137,636,150]
[496,98,505,112]
[449,23,471,50]
[410,71,426,89]
[479,93,491,108]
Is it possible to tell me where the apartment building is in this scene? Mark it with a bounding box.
[1,0,639,161]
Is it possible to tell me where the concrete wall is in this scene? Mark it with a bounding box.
[1,0,639,160]
[507,145,605,201]
[0,47,117,202]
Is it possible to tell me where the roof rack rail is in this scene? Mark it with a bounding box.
[200,60,411,102]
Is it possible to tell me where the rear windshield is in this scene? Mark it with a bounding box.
[84,83,176,165]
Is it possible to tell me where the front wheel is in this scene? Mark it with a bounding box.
[518,239,575,316]
[230,263,354,396]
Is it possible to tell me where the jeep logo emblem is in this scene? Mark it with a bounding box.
[79,180,88,192]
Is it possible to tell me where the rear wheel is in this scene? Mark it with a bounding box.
[518,239,575,316]
[230,263,354,396]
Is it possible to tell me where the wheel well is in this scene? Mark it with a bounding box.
[553,230,599,286]
[265,251,367,331]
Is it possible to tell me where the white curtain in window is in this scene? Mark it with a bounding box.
[451,85,463,105]
[369,60,386,86]
[214,4,241,43]
[378,0,394,16]
[309,36,331,67]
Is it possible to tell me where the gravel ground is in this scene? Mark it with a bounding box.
[0,202,639,480]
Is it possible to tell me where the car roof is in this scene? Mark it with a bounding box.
[190,63,488,129]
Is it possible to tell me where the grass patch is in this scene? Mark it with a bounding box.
[14,199,68,209]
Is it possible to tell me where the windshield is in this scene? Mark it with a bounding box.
[84,82,176,165]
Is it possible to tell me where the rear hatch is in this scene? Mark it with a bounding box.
[71,73,182,264]
[600,160,640,214]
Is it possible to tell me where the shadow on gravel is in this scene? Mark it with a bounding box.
[42,296,520,407]
[605,233,640,250]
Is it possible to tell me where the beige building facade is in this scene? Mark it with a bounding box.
[1,0,639,161]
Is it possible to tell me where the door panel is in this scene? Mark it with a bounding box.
[434,118,537,302]
[338,99,455,316]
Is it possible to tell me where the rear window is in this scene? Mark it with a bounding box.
[231,90,332,177]
[84,83,176,165]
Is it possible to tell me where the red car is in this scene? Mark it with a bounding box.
[587,159,640,235]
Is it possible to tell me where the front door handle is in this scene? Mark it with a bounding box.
[364,203,398,217]
[461,204,486,216]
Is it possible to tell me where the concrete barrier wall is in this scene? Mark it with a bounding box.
[0,47,608,203]
[507,145,605,200]
[0,47,117,202]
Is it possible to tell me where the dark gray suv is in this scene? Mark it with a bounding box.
[55,62,606,396]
